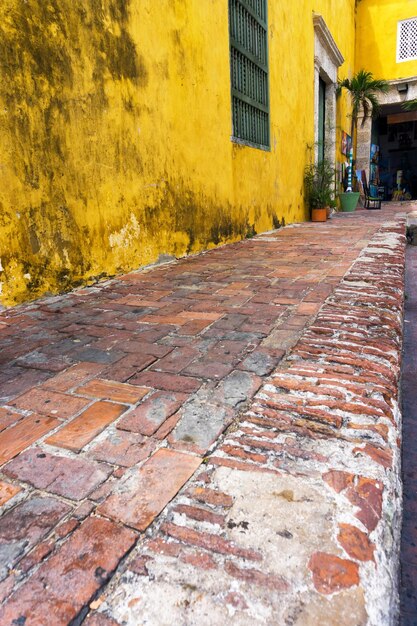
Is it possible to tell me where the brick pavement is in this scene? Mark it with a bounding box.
[0,204,412,625]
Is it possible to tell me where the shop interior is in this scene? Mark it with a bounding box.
[371,103,417,200]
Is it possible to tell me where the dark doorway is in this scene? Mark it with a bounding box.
[373,103,417,200]
[318,77,326,163]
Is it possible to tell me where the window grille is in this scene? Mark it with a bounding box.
[397,17,417,62]
[229,0,269,149]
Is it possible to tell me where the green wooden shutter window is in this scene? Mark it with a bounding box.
[229,0,269,149]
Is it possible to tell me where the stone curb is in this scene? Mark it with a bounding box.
[91,217,406,625]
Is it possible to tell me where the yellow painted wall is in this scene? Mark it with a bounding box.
[356,0,417,79]
[0,0,356,306]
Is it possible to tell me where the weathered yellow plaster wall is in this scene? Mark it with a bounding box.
[239,0,356,225]
[0,0,356,306]
[356,0,417,79]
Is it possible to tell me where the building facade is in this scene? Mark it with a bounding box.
[0,0,415,306]
[355,0,417,194]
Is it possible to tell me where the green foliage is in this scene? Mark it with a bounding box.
[338,69,389,137]
[304,158,335,210]
[402,99,417,111]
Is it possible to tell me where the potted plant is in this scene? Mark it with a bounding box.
[337,69,389,212]
[304,157,335,222]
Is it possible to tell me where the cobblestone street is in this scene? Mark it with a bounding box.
[0,204,412,624]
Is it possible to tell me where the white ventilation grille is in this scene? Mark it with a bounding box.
[397,17,417,62]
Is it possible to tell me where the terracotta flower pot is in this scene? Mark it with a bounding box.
[311,207,327,222]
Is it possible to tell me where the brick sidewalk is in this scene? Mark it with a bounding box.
[0,205,411,625]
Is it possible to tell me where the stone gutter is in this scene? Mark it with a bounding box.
[90,217,406,626]
[406,209,417,245]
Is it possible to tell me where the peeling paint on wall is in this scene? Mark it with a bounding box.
[109,214,141,250]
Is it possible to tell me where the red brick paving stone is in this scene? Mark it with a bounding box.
[273,297,300,305]
[308,552,360,594]
[41,362,105,392]
[150,346,199,373]
[89,476,119,503]
[84,613,122,626]
[116,295,168,307]
[46,401,128,452]
[179,311,222,321]
[0,516,136,625]
[189,486,234,507]
[0,481,21,506]
[181,550,218,570]
[337,524,375,562]
[100,353,157,383]
[129,371,202,393]
[0,369,53,403]
[10,387,90,419]
[211,339,249,358]
[224,591,249,611]
[135,325,174,344]
[145,537,183,557]
[322,470,355,493]
[117,391,188,436]
[154,410,181,439]
[118,341,173,358]
[73,500,96,520]
[0,496,71,580]
[54,517,80,540]
[70,346,126,365]
[224,561,289,592]
[179,319,215,335]
[161,522,262,561]
[92,335,133,352]
[161,335,198,349]
[0,414,60,465]
[296,301,323,315]
[18,540,55,575]
[346,422,389,443]
[3,448,112,500]
[345,477,384,532]
[173,503,225,527]
[182,360,235,379]
[220,444,268,465]
[98,448,201,531]
[140,314,189,325]
[129,553,154,575]
[238,348,285,376]
[0,575,16,605]
[0,407,23,433]
[261,327,302,351]
[15,351,74,372]
[353,443,393,468]
[119,289,170,300]
[88,431,157,467]
[76,379,149,404]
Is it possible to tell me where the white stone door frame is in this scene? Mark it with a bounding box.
[313,14,344,162]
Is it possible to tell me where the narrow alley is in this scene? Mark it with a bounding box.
[0,205,411,625]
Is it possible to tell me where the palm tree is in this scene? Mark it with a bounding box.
[338,69,389,141]
[338,70,389,190]
[402,99,417,111]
